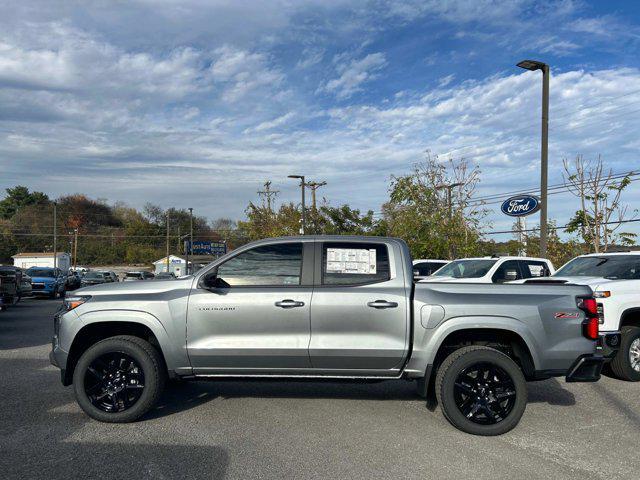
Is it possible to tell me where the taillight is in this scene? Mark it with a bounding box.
[582,317,599,340]
[577,296,599,340]
[580,298,597,316]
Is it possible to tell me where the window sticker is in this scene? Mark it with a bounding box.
[326,248,377,274]
[528,264,544,277]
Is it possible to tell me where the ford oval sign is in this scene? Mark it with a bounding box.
[501,195,541,217]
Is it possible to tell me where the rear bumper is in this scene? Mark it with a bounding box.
[565,354,605,382]
[597,331,621,360]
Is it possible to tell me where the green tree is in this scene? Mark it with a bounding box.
[383,152,486,260]
[0,186,49,219]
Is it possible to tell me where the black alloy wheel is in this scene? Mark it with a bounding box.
[436,346,527,435]
[84,352,145,413]
[453,362,516,424]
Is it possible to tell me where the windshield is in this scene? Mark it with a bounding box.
[432,259,497,279]
[126,273,143,278]
[26,268,55,278]
[555,255,640,279]
[84,272,105,279]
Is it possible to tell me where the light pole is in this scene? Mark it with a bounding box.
[517,59,549,258]
[188,207,193,275]
[53,202,57,269]
[165,212,170,273]
[288,175,306,234]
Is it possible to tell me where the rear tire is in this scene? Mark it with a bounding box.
[435,346,527,436]
[610,326,640,382]
[73,335,165,422]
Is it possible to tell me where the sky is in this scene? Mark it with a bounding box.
[1,0,640,241]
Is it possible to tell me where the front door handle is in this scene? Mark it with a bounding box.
[275,299,305,308]
[367,300,399,309]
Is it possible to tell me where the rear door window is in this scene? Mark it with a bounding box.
[322,242,390,286]
[491,260,522,283]
[519,260,551,278]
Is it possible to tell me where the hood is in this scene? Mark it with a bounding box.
[31,276,57,283]
[76,278,192,296]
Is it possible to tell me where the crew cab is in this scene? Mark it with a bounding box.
[525,252,640,381]
[421,255,554,283]
[51,236,607,435]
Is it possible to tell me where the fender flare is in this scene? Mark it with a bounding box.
[417,315,541,372]
[76,309,186,371]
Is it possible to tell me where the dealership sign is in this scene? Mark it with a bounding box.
[184,240,227,256]
[500,195,541,217]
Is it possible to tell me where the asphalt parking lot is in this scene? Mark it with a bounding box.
[1,299,638,479]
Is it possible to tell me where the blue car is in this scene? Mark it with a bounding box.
[25,267,66,299]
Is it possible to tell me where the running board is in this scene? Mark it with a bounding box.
[190,373,404,380]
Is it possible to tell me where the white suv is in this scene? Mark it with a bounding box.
[545,252,640,381]
[421,256,554,284]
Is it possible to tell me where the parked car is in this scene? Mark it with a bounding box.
[26,267,66,299]
[0,266,32,304]
[80,271,113,287]
[517,251,640,382]
[66,271,82,290]
[420,256,554,284]
[123,271,155,281]
[412,259,449,281]
[51,236,609,435]
[104,271,119,283]
[154,272,176,280]
[71,266,90,275]
[0,267,19,309]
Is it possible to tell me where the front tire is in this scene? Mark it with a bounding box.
[610,326,640,382]
[435,346,527,436]
[73,335,165,422]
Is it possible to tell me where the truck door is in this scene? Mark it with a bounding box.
[187,241,314,372]
[309,241,409,371]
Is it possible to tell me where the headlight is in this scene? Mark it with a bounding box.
[63,295,91,311]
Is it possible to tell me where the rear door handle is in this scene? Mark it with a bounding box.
[367,300,399,309]
[275,299,305,308]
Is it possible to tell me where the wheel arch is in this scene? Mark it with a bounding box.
[64,311,178,385]
[430,327,537,380]
[620,308,640,329]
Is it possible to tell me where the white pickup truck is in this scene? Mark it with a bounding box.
[421,256,554,284]
[532,252,640,381]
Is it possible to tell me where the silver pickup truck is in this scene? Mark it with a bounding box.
[51,236,608,435]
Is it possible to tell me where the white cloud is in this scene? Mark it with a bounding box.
[210,45,284,102]
[296,47,325,69]
[321,52,387,99]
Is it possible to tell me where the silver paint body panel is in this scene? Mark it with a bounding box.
[52,235,596,381]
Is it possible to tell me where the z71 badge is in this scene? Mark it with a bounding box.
[554,312,580,319]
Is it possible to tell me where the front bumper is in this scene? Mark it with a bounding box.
[565,354,605,382]
[50,311,70,384]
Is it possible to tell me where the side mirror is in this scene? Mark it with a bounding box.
[202,270,227,289]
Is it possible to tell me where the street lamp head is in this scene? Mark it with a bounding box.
[288,175,303,180]
[517,60,547,71]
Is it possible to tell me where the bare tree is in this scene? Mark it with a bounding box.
[563,155,636,252]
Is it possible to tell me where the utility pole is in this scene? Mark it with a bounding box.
[517,59,550,258]
[306,181,327,210]
[166,212,170,273]
[73,228,78,270]
[257,181,279,212]
[287,175,306,234]
[53,202,57,269]
[436,182,463,259]
[187,207,193,275]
